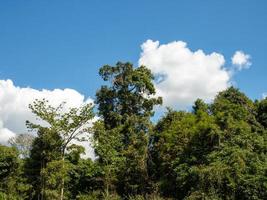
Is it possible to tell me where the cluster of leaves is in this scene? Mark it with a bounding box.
[0,62,266,200]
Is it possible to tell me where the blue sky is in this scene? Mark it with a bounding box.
[0,0,267,100]
[1,0,267,147]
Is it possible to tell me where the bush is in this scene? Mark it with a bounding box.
[128,195,145,200]
[0,192,23,200]
[128,194,166,200]
[76,191,121,200]
[76,191,101,200]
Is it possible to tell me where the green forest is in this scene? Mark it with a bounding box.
[0,62,266,200]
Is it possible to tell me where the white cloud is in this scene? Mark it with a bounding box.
[139,40,231,108]
[231,50,251,70]
[262,93,267,99]
[0,120,16,145]
[0,79,95,159]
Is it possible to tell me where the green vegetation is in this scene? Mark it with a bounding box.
[0,62,266,199]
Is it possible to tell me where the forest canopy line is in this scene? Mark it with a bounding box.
[0,62,266,200]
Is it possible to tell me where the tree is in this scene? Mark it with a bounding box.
[24,128,63,199]
[151,110,199,198]
[94,62,162,196]
[67,150,101,199]
[192,98,209,114]
[41,160,71,199]
[0,145,19,192]
[9,133,35,158]
[0,145,30,199]
[151,88,267,199]
[26,99,94,200]
[256,97,267,128]
[0,145,19,180]
[96,62,162,129]
[93,121,125,196]
[211,87,259,129]
[202,87,267,199]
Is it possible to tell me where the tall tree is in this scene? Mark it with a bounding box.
[26,99,94,200]
[96,62,162,129]
[94,62,162,196]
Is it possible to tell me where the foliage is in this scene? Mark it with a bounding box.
[24,128,63,199]
[150,87,267,199]
[24,99,94,199]
[1,63,267,200]
[94,62,162,196]
[96,62,162,129]
[0,145,30,199]
[256,97,267,128]
[0,145,19,180]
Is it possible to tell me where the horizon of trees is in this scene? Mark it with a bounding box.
[0,62,266,200]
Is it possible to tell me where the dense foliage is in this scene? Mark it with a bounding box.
[0,62,266,200]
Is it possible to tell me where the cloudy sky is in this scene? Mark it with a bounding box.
[0,1,267,153]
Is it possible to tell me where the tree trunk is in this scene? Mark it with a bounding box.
[41,160,44,200]
[60,178,64,200]
[60,152,65,200]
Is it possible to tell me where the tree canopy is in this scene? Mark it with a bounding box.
[0,62,266,200]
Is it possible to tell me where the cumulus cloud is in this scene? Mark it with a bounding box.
[139,40,231,108]
[0,79,95,158]
[262,93,267,99]
[0,120,16,145]
[231,51,251,70]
